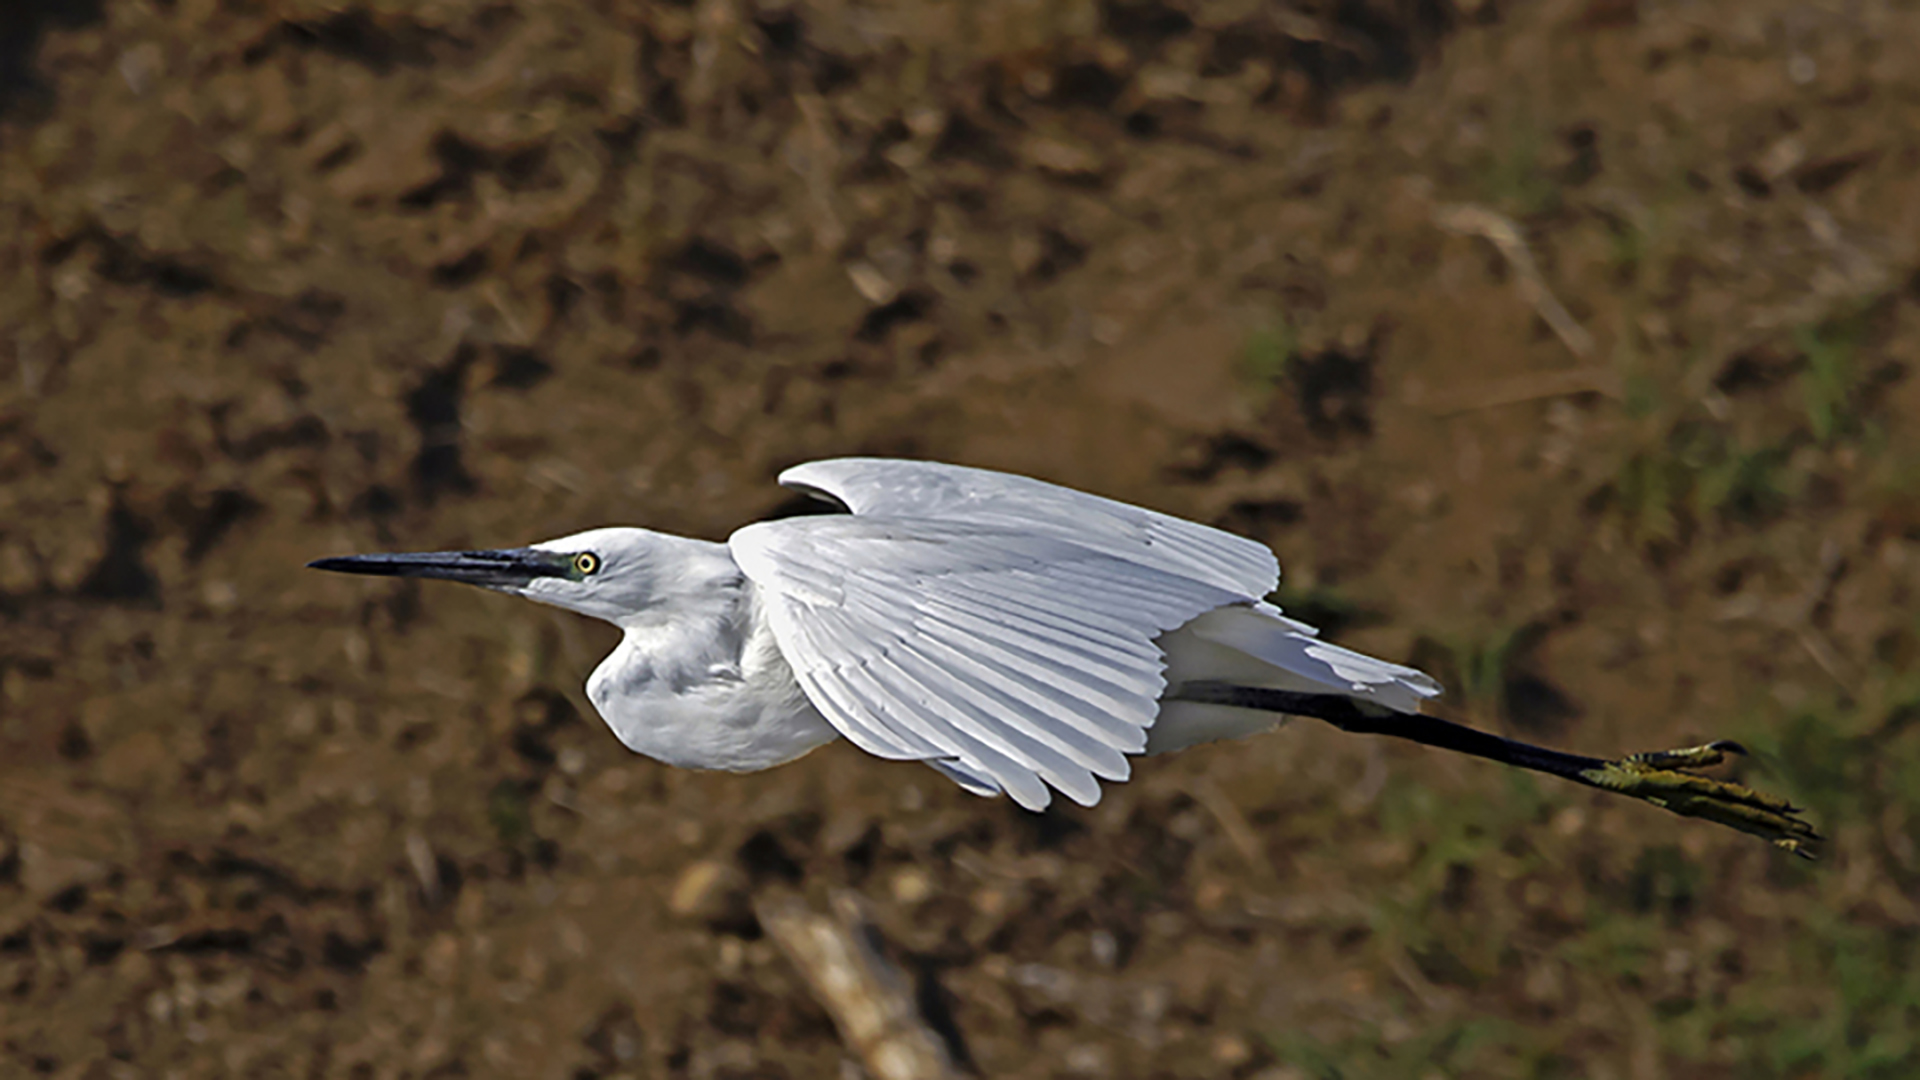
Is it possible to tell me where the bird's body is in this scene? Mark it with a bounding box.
[581,554,1413,781]
[312,457,1816,851]
[576,534,832,774]
[496,461,1437,807]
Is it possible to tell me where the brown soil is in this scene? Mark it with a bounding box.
[4,1,1919,1077]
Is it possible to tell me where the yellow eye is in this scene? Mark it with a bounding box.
[573,552,600,575]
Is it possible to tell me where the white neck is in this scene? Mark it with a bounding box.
[584,555,836,772]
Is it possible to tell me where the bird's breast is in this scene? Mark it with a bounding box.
[586,631,837,773]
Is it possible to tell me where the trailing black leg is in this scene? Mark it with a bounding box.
[1169,682,1820,857]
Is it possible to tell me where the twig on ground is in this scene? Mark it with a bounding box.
[1413,365,1622,415]
[1435,203,1596,361]
[754,888,958,1080]
[792,93,848,253]
[1789,537,1855,690]
[1191,778,1271,875]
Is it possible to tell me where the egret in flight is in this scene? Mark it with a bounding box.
[310,458,1815,854]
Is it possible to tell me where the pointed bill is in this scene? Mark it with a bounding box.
[307,548,570,589]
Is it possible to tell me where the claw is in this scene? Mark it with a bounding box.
[1578,742,1821,859]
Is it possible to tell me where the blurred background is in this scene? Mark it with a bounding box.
[2,0,1917,1076]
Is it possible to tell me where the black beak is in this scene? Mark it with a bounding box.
[307,548,568,589]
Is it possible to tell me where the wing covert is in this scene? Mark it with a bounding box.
[778,458,1280,599]
[731,516,1247,809]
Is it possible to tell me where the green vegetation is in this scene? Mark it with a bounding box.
[1794,307,1877,445]
[1247,281,1911,1077]
[1477,112,1560,219]
[1240,318,1298,406]
[1606,214,1648,285]
[1270,1016,1520,1080]
[1269,582,1374,637]
[487,777,535,848]
[1257,646,1920,1079]
[1601,412,1810,556]
[1416,625,1536,727]
[1595,295,1892,558]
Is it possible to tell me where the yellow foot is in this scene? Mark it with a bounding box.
[1577,740,1820,859]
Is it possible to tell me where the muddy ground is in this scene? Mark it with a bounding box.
[3,0,1919,1077]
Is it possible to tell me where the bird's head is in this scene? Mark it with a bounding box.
[309,527,704,627]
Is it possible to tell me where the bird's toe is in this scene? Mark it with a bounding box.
[1577,743,1820,859]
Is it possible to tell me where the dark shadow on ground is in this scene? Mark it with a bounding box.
[0,0,103,122]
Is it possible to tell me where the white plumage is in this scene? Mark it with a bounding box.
[310,458,1820,852]
[314,457,1441,810]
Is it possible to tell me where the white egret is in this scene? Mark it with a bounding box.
[310,458,1815,854]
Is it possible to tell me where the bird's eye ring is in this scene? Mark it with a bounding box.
[573,552,600,576]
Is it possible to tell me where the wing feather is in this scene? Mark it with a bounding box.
[1186,602,1443,712]
[952,577,1162,678]
[799,666,938,759]
[833,660,962,755]
[889,638,1132,781]
[912,590,1164,707]
[927,757,1003,797]
[879,647,1105,805]
[733,515,1244,808]
[903,619,1147,749]
[778,458,1279,598]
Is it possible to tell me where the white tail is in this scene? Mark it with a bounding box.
[1146,602,1442,754]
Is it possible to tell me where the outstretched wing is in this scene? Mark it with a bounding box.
[777,458,1279,599]
[730,515,1248,810]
